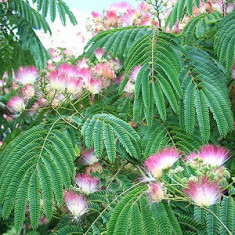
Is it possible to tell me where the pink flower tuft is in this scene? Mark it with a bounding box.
[183,177,222,207]
[57,63,80,78]
[16,66,38,85]
[67,78,82,94]
[48,71,66,92]
[86,77,102,94]
[64,191,89,217]
[145,147,180,178]
[94,48,104,61]
[7,96,25,113]
[75,173,99,194]
[21,84,35,99]
[199,145,230,166]
[149,182,166,203]
[109,2,132,13]
[185,152,198,162]
[81,149,98,165]
[130,65,142,81]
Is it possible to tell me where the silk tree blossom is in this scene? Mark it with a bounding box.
[149,182,166,203]
[7,96,25,113]
[0,80,6,88]
[81,149,99,165]
[57,63,80,78]
[105,10,118,28]
[77,58,89,69]
[109,2,132,13]
[86,77,102,94]
[21,84,35,99]
[48,71,66,92]
[94,48,104,61]
[64,191,89,218]
[145,147,180,178]
[91,11,103,22]
[124,81,135,93]
[198,145,230,167]
[130,65,142,81]
[15,66,38,85]
[75,173,99,194]
[183,177,222,207]
[66,78,82,94]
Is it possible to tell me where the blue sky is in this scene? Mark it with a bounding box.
[64,0,139,13]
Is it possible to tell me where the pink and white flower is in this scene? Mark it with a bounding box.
[48,71,66,92]
[15,66,38,85]
[94,48,104,61]
[64,191,89,218]
[7,96,25,113]
[109,2,132,13]
[66,78,82,94]
[145,147,180,178]
[57,63,80,78]
[130,65,142,81]
[183,177,222,207]
[198,145,230,166]
[86,77,102,94]
[81,149,98,165]
[0,80,6,87]
[21,84,35,99]
[75,173,99,194]
[149,182,166,203]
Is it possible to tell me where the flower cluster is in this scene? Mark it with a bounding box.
[144,145,231,207]
[88,2,159,34]
[5,67,38,114]
[64,149,102,219]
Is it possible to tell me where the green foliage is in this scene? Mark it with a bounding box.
[81,114,141,161]
[84,26,233,140]
[0,0,77,73]
[0,121,77,232]
[214,11,235,71]
[142,122,203,157]
[167,0,208,28]
[182,11,221,44]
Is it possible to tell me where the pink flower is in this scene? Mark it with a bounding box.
[138,2,151,12]
[48,71,66,92]
[198,145,230,166]
[130,65,142,81]
[124,81,135,93]
[77,58,89,69]
[64,191,89,218]
[145,147,180,178]
[109,2,132,13]
[105,10,118,27]
[7,96,25,113]
[185,152,198,162]
[0,141,3,147]
[94,63,116,79]
[0,80,6,87]
[67,78,82,94]
[149,182,166,203]
[15,66,38,85]
[75,173,99,194]
[21,84,35,99]
[91,11,103,22]
[94,48,104,61]
[81,149,98,165]
[183,177,222,207]
[123,10,137,26]
[57,63,80,78]
[141,14,152,26]
[86,77,102,94]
